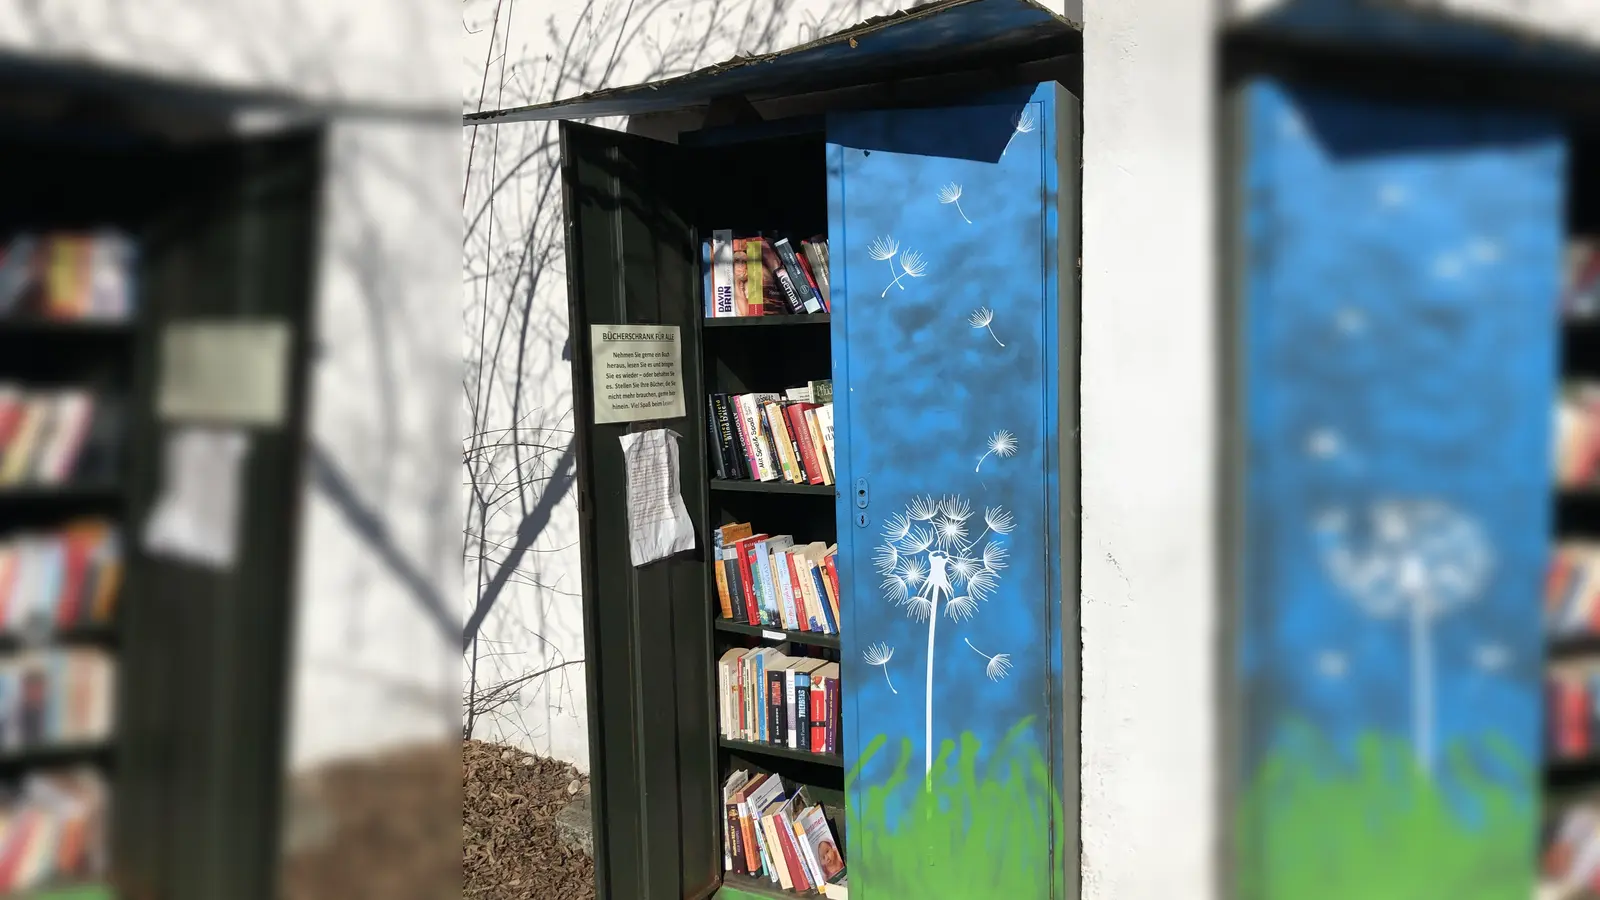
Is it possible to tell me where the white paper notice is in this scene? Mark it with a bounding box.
[590,324,686,425]
[142,427,251,569]
[620,429,695,566]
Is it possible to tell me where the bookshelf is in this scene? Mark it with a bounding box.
[0,93,323,899]
[562,80,1079,900]
[0,243,138,897]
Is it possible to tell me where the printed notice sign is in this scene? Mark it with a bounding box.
[590,324,686,424]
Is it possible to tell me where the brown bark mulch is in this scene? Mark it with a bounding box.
[279,741,462,900]
[462,739,595,900]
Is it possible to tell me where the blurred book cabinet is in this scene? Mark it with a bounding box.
[0,55,323,900]
[539,3,1085,897]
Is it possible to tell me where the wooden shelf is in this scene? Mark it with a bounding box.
[714,619,840,650]
[719,737,843,769]
[0,483,122,502]
[719,871,828,899]
[0,624,118,653]
[0,741,114,770]
[704,314,829,329]
[1551,633,1600,661]
[0,319,133,336]
[710,479,834,497]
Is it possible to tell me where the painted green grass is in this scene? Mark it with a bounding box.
[844,720,1066,900]
[1238,724,1535,900]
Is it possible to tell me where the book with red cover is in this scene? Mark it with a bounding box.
[810,679,827,751]
[783,403,825,485]
[756,239,792,314]
[773,800,812,891]
[732,535,768,625]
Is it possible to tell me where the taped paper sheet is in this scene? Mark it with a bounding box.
[142,427,251,569]
[620,429,695,566]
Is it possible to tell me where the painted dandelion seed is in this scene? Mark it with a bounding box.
[969,306,1005,347]
[876,493,1013,782]
[868,234,927,297]
[975,430,1018,473]
[965,638,1013,682]
[883,249,927,297]
[937,182,974,224]
[864,642,898,694]
[1002,106,1037,157]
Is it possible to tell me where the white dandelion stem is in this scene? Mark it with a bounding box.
[882,664,897,695]
[954,199,972,225]
[924,583,939,781]
[984,322,1004,347]
[975,449,995,473]
[881,258,902,297]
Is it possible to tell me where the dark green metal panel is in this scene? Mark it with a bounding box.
[560,121,720,900]
[115,130,324,900]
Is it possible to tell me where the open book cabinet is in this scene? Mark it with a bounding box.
[562,80,1080,900]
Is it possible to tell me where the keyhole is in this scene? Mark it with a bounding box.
[856,511,868,528]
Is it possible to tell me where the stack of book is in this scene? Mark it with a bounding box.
[718,644,840,756]
[0,649,116,752]
[713,523,840,634]
[0,521,122,633]
[708,381,835,485]
[703,232,830,317]
[1558,383,1600,488]
[0,387,113,488]
[0,768,108,894]
[0,232,136,323]
[722,771,846,896]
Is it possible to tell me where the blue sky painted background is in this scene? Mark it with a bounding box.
[829,84,1059,833]
[1241,80,1563,787]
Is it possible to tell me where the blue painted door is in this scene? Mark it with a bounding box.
[827,83,1069,900]
[1237,79,1564,898]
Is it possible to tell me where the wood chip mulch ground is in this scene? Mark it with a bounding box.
[463,738,595,900]
[279,741,462,900]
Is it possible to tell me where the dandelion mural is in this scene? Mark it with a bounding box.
[1002,106,1036,157]
[867,235,928,297]
[937,183,974,224]
[1311,498,1495,775]
[974,430,1017,473]
[968,306,1004,347]
[864,642,899,694]
[876,495,1013,781]
[964,638,1012,681]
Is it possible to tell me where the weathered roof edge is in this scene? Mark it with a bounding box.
[1230,0,1600,68]
[463,0,1082,127]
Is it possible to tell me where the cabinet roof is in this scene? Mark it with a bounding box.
[1230,0,1600,72]
[463,0,1082,127]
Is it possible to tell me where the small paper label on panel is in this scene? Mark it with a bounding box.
[762,630,785,642]
[590,324,686,424]
[157,320,291,427]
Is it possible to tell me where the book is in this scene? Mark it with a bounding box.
[0,387,102,487]
[802,238,831,311]
[712,230,736,317]
[707,390,835,485]
[732,238,750,316]
[746,239,767,315]
[773,238,825,314]
[723,770,750,873]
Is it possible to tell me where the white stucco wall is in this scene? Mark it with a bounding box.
[0,1,460,772]
[1080,2,1218,898]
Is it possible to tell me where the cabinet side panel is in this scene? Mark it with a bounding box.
[828,83,1063,900]
[1235,79,1561,898]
